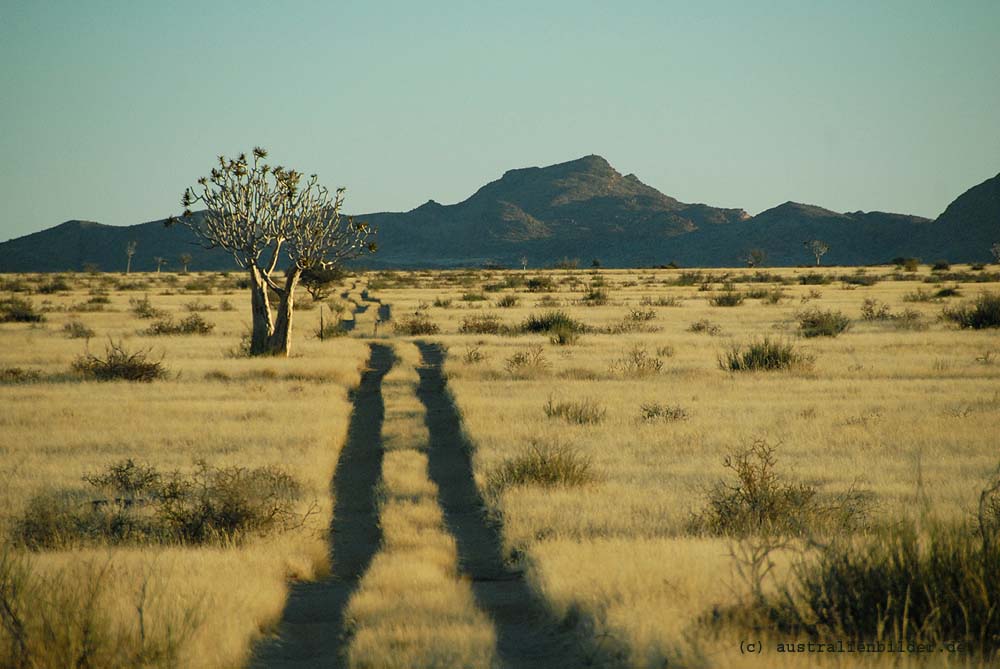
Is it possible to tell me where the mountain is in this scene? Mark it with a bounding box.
[0,157,996,271]
[925,172,1000,262]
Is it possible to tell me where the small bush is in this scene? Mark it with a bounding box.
[504,345,549,377]
[610,344,664,377]
[486,442,594,497]
[640,295,680,307]
[747,287,785,303]
[942,292,1000,330]
[688,319,722,335]
[0,367,42,383]
[394,313,440,335]
[218,299,235,312]
[460,313,506,335]
[548,324,580,345]
[543,397,606,424]
[580,286,608,305]
[710,289,745,307]
[12,459,306,548]
[890,308,926,330]
[432,297,453,308]
[841,272,879,286]
[720,338,813,372]
[495,295,519,308]
[689,440,868,537]
[462,345,487,364]
[798,273,832,285]
[798,308,851,337]
[639,402,688,422]
[63,319,95,339]
[525,276,555,292]
[183,299,214,312]
[142,314,215,336]
[903,287,935,302]
[520,310,586,334]
[0,296,45,323]
[316,319,348,339]
[931,260,951,271]
[71,340,167,382]
[36,276,72,294]
[859,298,891,321]
[461,292,487,302]
[128,295,166,319]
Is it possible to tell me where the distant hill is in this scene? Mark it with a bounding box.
[0,157,997,271]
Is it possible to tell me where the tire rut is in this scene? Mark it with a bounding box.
[251,343,395,668]
[414,342,617,668]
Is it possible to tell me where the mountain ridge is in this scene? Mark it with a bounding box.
[0,157,996,271]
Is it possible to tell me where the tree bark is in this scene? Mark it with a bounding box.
[248,266,275,356]
[268,267,302,356]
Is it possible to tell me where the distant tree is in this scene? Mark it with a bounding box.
[803,240,829,266]
[991,242,1000,264]
[124,241,138,274]
[300,265,346,301]
[520,255,528,271]
[179,253,193,273]
[168,147,375,356]
[153,257,167,273]
[591,258,601,268]
[82,262,100,275]
[744,248,767,268]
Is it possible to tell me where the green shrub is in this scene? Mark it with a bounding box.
[798,273,832,285]
[520,310,586,334]
[0,296,45,323]
[183,299,214,312]
[36,276,72,294]
[525,276,555,292]
[432,297,453,308]
[548,323,580,345]
[485,442,594,497]
[460,313,506,335]
[859,298,891,321]
[462,345,487,364]
[798,308,851,337]
[142,314,215,336]
[710,290,744,307]
[543,397,606,424]
[639,295,681,307]
[720,338,813,372]
[495,295,519,308]
[71,340,167,382]
[393,313,440,335]
[746,287,784,303]
[942,292,1000,329]
[841,272,879,286]
[128,295,166,319]
[931,260,951,271]
[12,459,305,549]
[580,286,608,305]
[461,292,487,302]
[890,308,926,330]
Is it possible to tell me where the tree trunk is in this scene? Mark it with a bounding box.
[126,256,132,274]
[248,266,275,356]
[268,267,302,357]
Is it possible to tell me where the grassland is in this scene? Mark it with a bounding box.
[1,265,998,667]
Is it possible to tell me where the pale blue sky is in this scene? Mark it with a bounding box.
[1,0,998,240]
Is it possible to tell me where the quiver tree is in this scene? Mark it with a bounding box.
[178,253,192,273]
[167,148,376,356]
[803,239,829,266]
[125,241,137,274]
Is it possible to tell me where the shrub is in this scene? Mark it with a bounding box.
[183,299,214,312]
[798,308,851,337]
[0,367,42,383]
[71,340,167,382]
[495,295,519,308]
[639,402,688,422]
[860,298,891,321]
[934,285,962,298]
[710,290,744,307]
[461,292,487,302]
[460,313,506,335]
[462,345,487,364]
[432,297,453,308]
[504,345,549,377]
[0,296,44,323]
[36,276,72,294]
[890,308,926,330]
[548,324,580,345]
[525,276,555,292]
[689,440,868,537]
[62,319,95,339]
[520,310,586,334]
[688,319,722,335]
[639,295,681,307]
[931,260,951,271]
[720,338,813,372]
[747,287,784,303]
[316,319,348,339]
[394,313,440,335]
[12,459,306,549]
[798,272,832,285]
[142,314,215,336]
[543,397,606,424]
[218,299,235,311]
[128,295,166,319]
[610,344,664,377]
[942,292,1000,329]
[580,286,608,305]
[485,442,594,497]
[841,272,879,286]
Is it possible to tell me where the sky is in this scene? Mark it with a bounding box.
[1,0,998,241]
